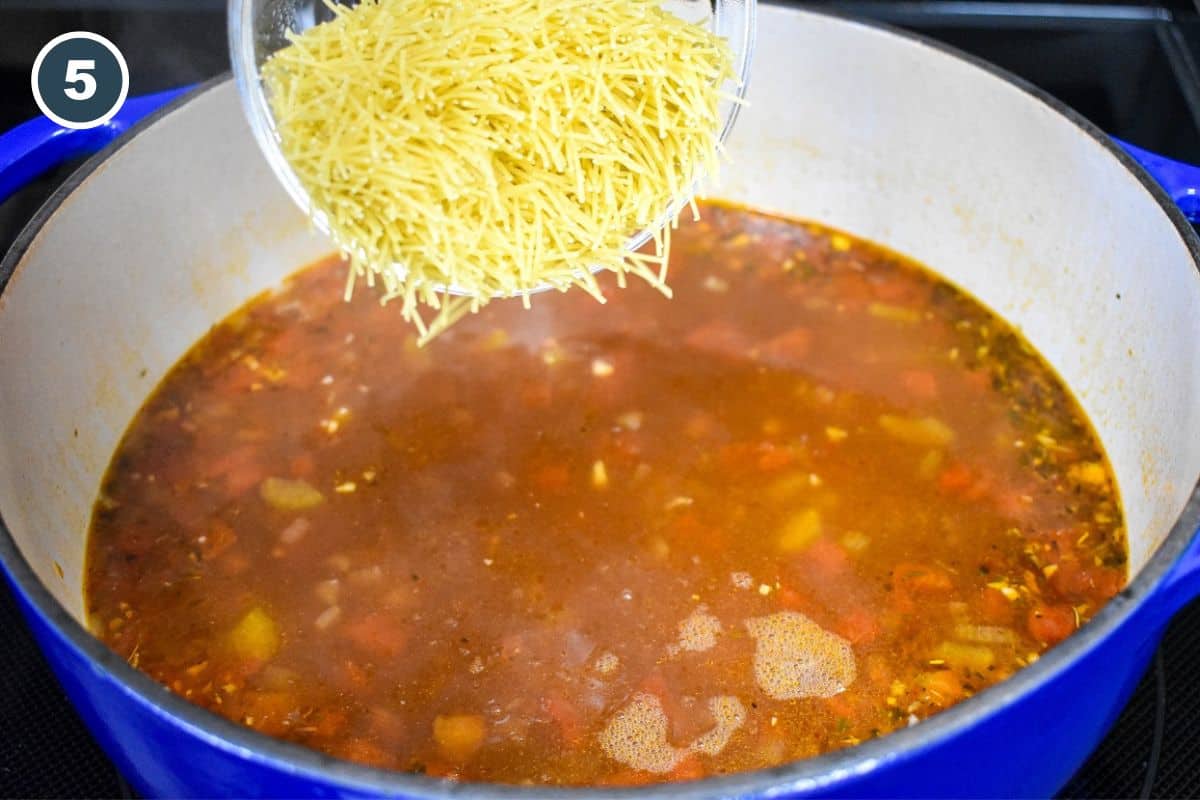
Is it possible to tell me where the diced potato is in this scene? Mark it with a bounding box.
[479,328,510,351]
[229,606,280,662]
[932,641,994,672]
[954,624,1017,646]
[824,426,848,442]
[868,303,921,323]
[259,477,324,511]
[840,530,869,554]
[878,414,955,448]
[433,714,486,761]
[766,472,812,502]
[779,508,822,553]
[1068,461,1108,486]
[591,460,609,489]
[916,670,964,703]
[917,449,944,480]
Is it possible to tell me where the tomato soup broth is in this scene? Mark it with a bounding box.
[86,204,1126,785]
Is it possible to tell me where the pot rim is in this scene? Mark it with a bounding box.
[1,5,1199,798]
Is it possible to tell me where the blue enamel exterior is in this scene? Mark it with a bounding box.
[3,56,1200,800]
[0,87,189,204]
[1117,139,1200,223]
[4,529,1198,798]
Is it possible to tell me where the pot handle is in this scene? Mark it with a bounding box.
[0,87,191,205]
[1114,138,1200,223]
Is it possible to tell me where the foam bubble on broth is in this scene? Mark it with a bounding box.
[598,693,686,774]
[745,611,856,700]
[667,604,722,656]
[689,696,746,756]
[599,693,748,772]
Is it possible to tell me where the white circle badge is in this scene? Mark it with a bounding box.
[31,32,130,130]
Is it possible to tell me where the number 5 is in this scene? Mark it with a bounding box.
[64,59,97,101]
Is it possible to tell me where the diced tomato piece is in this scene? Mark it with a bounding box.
[756,442,795,472]
[776,586,811,612]
[894,562,954,594]
[1050,558,1124,603]
[806,539,851,578]
[834,607,880,645]
[964,369,991,393]
[901,369,938,400]
[1027,603,1076,646]
[201,520,238,561]
[937,463,974,494]
[338,659,370,690]
[683,411,717,440]
[341,613,407,659]
[289,452,315,478]
[206,445,261,496]
[667,512,727,559]
[218,552,250,577]
[979,586,1015,625]
[759,327,813,368]
[334,738,392,768]
[521,383,552,409]
[684,321,750,360]
[543,693,584,747]
[823,693,854,719]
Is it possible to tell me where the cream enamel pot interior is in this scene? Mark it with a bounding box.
[1,5,1200,798]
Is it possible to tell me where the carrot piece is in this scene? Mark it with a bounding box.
[532,464,570,491]
[1027,603,1076,646]
[901,369,938,400]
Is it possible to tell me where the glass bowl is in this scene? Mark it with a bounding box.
[228,0,756,296]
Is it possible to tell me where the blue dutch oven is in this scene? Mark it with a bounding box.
[1,6,1199,798]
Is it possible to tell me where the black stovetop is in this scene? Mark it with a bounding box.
[1,2,1199,797]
